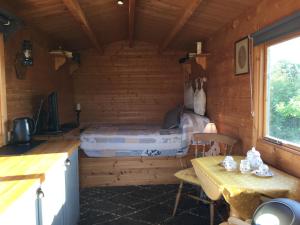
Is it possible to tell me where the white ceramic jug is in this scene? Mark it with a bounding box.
[184,81,194,109]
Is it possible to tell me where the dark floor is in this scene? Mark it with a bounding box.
[79,184,228,225]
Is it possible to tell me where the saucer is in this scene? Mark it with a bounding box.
[225,167,238,172]
[252,169,273,177]
[218,161,224,167]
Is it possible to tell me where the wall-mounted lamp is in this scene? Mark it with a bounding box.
[203,122,217,133]
[117,0,124,5]
[15,40,33,79]
[22,40,33,66]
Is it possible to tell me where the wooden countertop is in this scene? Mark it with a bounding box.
[33,128,80,141]
[0,140,80,214]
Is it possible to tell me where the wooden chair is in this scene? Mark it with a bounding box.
[172,133,238,225]
[193,133,238,157]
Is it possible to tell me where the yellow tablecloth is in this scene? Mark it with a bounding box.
[191,156,300,219]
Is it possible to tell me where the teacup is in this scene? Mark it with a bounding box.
[223,156,234,165]
[224,160,237,171]
[240,159,251,174]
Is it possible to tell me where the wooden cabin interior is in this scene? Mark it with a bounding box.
[0,0,300,225]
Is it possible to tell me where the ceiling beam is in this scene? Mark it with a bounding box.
[128,0,136,48]
[159,0,202,52]
[62,0,103,53]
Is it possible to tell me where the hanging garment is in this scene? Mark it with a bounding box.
[193,81,199,113]
[194,79,206,115]
[184,81,194,109]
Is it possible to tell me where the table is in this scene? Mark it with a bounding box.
[191,156,300,219]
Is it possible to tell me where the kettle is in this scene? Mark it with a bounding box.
[12,117,35,144]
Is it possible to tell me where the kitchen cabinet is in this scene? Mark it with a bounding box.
[38,149,79,225]
[37,156,66,225]
[64,149,80,225]
[0,148,79,225]
[0,181,40,225]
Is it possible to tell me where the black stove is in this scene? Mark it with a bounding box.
[0,140,46,155]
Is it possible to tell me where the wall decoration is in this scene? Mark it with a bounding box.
[235,36,249,75]
[184,80,194,109]
[194,77,207,115]
[22,40,33,66]
[14,40,33,79]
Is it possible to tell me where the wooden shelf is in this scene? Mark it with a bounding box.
[195,53,210,70]
[50,55,80,74]
[49,50,79,74]
[53,55,67,71]
[196,53,210,56]
[183,53,210,70]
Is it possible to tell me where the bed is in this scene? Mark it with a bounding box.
[80,112,209,157]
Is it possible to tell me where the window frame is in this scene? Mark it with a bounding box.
[253,32,300,154]
[0,33,7,147]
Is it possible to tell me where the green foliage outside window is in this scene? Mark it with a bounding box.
[268,60,300,144]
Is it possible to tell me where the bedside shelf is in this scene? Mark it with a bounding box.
[195,53,210,70]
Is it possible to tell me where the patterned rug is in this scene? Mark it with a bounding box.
[79,184,228,225]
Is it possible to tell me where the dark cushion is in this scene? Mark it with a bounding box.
[162,106,183,129]
[159,128,182,135]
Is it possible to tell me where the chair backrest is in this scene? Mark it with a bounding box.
[192,133,238,157]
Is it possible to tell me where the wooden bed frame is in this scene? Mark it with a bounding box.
[79,148,194,187]
[33,127,195,187]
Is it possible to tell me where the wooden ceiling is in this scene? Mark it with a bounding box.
[3,0,261,51]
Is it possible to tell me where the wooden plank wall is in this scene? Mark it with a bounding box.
[206,0,300,175]
[73,41,184,125]
[4,27,75,131]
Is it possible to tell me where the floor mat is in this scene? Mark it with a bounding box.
[79,184,228,225]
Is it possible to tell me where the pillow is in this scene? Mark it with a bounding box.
[159,128,182,135]
[162,106,183,129]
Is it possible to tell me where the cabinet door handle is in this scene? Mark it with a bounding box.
[65,159,71,167]
[37,188,44,199]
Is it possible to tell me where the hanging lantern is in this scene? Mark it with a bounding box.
[22,40,33,66]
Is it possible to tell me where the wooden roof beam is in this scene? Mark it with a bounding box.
[159,0,202,52]
[128,0,136,48]
[62,0,103,53]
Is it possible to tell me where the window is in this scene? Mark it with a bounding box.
[264,35,300,147]
[0,33,7,147]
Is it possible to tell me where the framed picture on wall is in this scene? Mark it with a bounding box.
[235,36,249,75]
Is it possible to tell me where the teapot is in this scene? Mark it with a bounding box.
[246,147,263,170]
